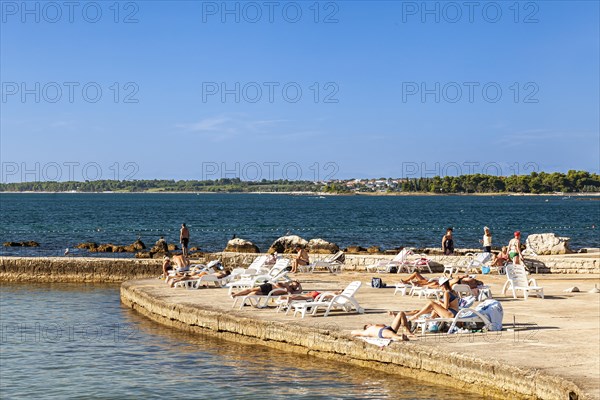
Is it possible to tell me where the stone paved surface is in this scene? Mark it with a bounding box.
[136,271,600,399]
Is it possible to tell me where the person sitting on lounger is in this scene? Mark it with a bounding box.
[231,280,303,298]
[409,277,459,321]
[291,245,309,273]
[161,256,173,279]
[351,311,415,341]
[172,254,190,270]
[492,246,510,267]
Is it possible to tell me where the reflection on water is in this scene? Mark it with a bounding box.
[0,283,488,399]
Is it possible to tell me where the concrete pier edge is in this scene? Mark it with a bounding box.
[120,280,588,400]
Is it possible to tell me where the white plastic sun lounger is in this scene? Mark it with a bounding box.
[226,259,291,295]
[366,248,413,273]
[292,281,364,318]
[457,252,492,274]
[301,251,345,273]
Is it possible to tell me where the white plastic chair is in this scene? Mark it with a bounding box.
[501,264,544,299]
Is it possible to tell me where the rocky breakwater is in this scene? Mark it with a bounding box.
[3,241,40,247]
[0,256,164,282]
[77,239,147,254]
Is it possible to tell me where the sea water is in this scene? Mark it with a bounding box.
[1,193,598,257]
[0,283,488,399]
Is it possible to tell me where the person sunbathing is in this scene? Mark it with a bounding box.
[172,254,190,270]
[400,271,440,287]
[492,246,510,267]
[408,277,459,321]
[161,256,173,279]
[279,289,343,304]
[231,280,303,298]
[290,245,309,273]
[351,311,415,341]
[168,269,230,288]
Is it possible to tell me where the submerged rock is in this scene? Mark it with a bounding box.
[367,246,381,254]
[76,242,98,250]
[3,241,40,247]
[344,246,367,254]
[132,239,146,250]
[224,238,260,253]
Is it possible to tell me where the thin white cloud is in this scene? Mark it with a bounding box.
[175,115,314,141]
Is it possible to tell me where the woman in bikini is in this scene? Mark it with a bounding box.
[408,277,460,321]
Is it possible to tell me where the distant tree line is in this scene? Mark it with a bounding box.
[0,178,323,193]
[0,171,598,194]
[398,171,599,194]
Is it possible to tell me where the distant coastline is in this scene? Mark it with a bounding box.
[1,171,598,195]
[1,190,599,196]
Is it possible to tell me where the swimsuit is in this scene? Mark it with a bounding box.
[444,238,454,254]
[378,326,396,338]
[448,292,459,316]
[259,282,273,295]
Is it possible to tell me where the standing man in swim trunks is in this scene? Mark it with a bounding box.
[180,223,190,257]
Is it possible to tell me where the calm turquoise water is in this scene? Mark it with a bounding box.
[0,284,486,399]
[0,193,598,256]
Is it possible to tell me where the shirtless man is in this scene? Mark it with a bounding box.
[180,223,190,257]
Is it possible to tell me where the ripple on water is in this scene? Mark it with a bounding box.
[1,283,490,399]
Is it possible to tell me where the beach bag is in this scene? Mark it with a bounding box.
[481,266,491,274]
[371,277,385,288]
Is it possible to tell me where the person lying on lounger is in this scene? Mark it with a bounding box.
[278,289,343,304]
[401,271,483,292]
[168,269,230,288]
[351,311,415,341]
[399,271,440,287]
[231,280,303,297]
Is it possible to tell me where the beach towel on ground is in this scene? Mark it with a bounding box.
[358,337,392,347]
[475,299,503,331]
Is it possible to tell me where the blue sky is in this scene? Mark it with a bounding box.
[1,0,599,182]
